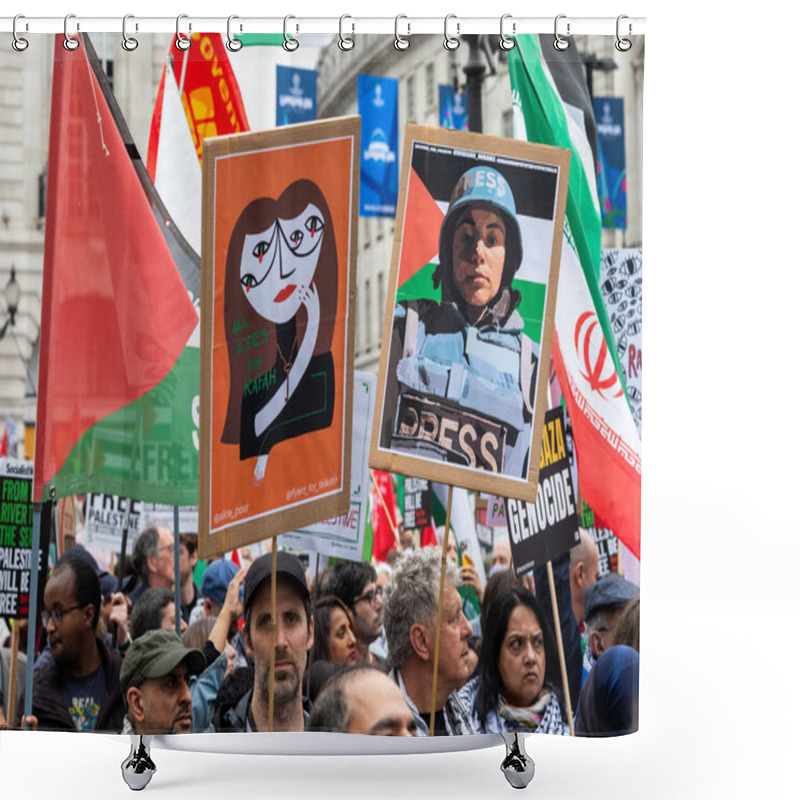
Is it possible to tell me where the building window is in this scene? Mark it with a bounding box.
[502,109,514,139]
[377,270,386,328]
[425,63,435,108]
[406,75,416,121]
[364,278,371,348]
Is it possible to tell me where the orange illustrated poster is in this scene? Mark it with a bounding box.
[199,118,359,558]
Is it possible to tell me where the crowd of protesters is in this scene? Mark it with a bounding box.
[0,522,638,738]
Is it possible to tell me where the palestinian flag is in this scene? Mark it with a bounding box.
[147,32,250,255]
[33,35,199,505]
[509,35,641,558]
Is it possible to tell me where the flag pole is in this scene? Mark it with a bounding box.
[116,497,134,593]
[6,621,20,727]
[429,484,454,736]
[369,470,401,549]
[545,559,575,736]
[23,500,43,728]
[268,535,278,732]
[173,506,181,636]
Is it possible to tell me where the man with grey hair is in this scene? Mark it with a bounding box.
[126,525,176,609]
[383,546,475,736]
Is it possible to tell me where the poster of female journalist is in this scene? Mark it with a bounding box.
[199,118,359,558]
[370,125,569,502]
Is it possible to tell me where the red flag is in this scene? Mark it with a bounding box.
[370,470,399,563]
[147,32,250,173]
[0,424,7,457]
[33,36,197,502]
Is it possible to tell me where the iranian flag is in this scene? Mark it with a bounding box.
[33,36,199,504]
[509,36,641,558]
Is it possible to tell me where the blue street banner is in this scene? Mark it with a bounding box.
[358,74,398,217]
[276,65,317,126]
[593,97,627,229]
[438,85,468,130]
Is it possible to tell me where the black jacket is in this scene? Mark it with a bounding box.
[14,636,125,732]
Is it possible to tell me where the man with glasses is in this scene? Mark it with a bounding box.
[126,525,176,609]
[15,558,125,731]
[325,561,385,665]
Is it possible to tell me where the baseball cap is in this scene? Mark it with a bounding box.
[243,551,309,614]
[584,575,639,622]
[120,628,205,699]
[201,558,238,605]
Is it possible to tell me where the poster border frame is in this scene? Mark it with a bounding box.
[198,117,360,560]
[369,123,570,503]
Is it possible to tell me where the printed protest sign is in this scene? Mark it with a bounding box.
[370,124,569,502]
[85,493,199,551]
[486,494,508,527]
[402,477,432,531]
[200,117,359,558]
[281,372,375,561]
[504,407,580,577]
[0,459,47,618]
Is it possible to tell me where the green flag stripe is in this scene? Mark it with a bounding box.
[509,35,630,396]
[44,346,199,505]
[398,264,547,344]
[235,33,285,47]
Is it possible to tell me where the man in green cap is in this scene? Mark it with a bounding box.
[120,627,205,736]
[118,629,205,790]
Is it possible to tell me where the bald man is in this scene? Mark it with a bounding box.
[569,528,599,628]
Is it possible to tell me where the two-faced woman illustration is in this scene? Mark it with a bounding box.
[221,180,337,484]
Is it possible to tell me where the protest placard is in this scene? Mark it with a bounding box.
[370,124,569,502]
[281,372,375,561]
[199,117,359,558]
[85,493,199,551]
[0,459,48,618]
[504,407,580,577]
[402,477,432,531]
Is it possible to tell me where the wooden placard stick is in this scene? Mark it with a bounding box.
[429,484,454,736]
[6,622,20,726]
[268,538,278,732]
[545,559,575,736]
[173,507,182,636]
[369,470,401,549]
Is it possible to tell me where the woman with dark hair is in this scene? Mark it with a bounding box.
[221,180,338,484]
[312,596,358,666]
[461,586,569,735]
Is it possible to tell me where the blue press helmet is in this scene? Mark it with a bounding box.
[434,165,523,300]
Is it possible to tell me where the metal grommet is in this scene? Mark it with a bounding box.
[226,15,243,52]
[63,14,80,51]
[554,14,570,51]
[443,14,460,51]
[12,15,29,52]
[175,14,192,50]
[121,14,138,52]
[394,15,410,50]
[338,15,354,51]
[615,15,632,52]
[499,14,515,51]
[49,486,57,499]
[283,15,299,51]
